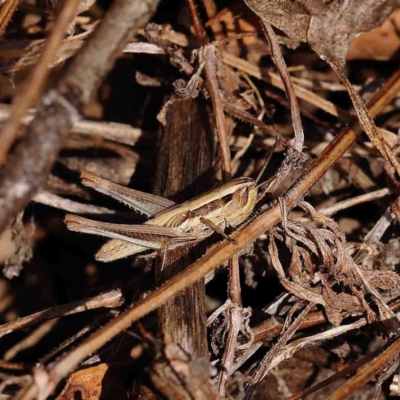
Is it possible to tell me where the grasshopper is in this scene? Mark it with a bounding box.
[65,171,258,263]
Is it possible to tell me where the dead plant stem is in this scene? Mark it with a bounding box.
[246,303,313,398]
[327,336,400,400]
[199,12,242,394]
[0,289,122,339]
[0,0,20,36]
[0,0,160,234]
[186,0,208,45]
[0,0,82,163]
[203,44,232,181]
[317,188,390,216]
[262,21,303,151]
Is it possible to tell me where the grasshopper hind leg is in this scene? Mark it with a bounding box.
[95,239,148,262]
[159,242,170,271]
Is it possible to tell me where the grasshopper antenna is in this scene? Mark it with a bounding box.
[256,139,277,185]
[255,139,278,202]
[211,33,257,47]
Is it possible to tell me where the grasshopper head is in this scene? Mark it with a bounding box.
[223,178,257,227]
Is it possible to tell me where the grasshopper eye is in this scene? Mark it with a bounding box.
[232,187,249,207]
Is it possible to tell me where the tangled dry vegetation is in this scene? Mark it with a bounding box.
[0,0,399,399]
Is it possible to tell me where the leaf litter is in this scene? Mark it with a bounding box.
[0,0,399,399]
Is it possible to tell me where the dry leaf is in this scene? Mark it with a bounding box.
[362,270,400,291]
[347,9,400,61]
[244,0,396,69]
[323,289,364,326]
[56,363,108,400]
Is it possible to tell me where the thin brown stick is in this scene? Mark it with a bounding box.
[258,21,305,196]
[262,21,303,152]
[4,319,60,361]
[197,5,244,395]
[0,289,122,339]
[293,188,391,223]
[228,257,242,306]
[215,304,243,394]
[39,318,106,364]
[288,345,390,400]
[16,68,400,400]
[222,52,350,120]
[203,44,232,181]
[33,191,120,215]
[246,303,313,398]
[0,0,20,36]
[331,63,400,177]
[317,188,390,216]
[0,0,82,164]
[68,119,144,146]
[0,0,160,234]
[222,100,289,144]
[363,207,395,245]
[327,336,400,400]
[186,0,208,45]
[0,360,33,371]
[0,104,144,146]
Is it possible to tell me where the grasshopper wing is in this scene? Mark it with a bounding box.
[80,171,174,217]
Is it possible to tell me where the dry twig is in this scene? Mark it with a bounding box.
[0,0,160,234]
[0,289,123,339]
[0,0,20,36]
[0,0,82,163]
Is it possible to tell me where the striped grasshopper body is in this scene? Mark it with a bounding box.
[65,171,257,262]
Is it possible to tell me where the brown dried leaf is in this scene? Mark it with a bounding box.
[244,0,396,69]
[299,201,345,242]
[307,0,396,69]
[298,246,316,276]
[285,222,319,255]
[288,242,307,286]
[322,288,363,326]
[56,363,108,400]
[268,237,326,305]
[363,270,400,291]
[347,8,400,61]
